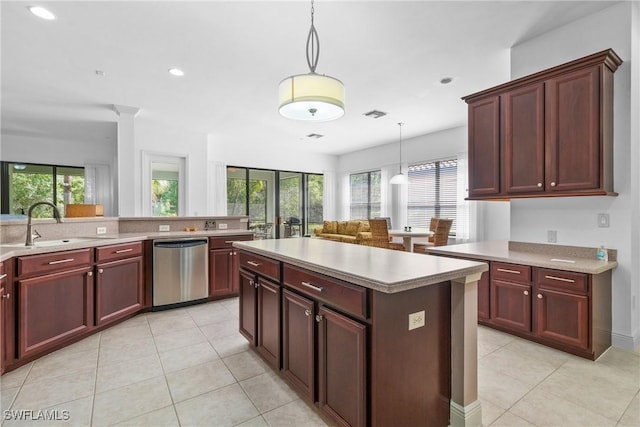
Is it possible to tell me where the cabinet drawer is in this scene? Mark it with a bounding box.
[18,249,93,277]
[96,241,143,262]
[283,265,367,319]
[491,262,531,284]
[210,234,253,249]
[239,251,280,282]
[535,268,588,294]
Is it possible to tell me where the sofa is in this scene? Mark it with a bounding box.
[314,220,372,244]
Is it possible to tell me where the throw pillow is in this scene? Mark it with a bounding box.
[337,221,348,235]
[323,220,337,234]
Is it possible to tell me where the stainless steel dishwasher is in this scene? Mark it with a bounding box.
[153,238,209,309]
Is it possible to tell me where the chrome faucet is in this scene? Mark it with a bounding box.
[25,201,63,246]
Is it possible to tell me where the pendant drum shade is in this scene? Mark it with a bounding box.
[278,73,345,121]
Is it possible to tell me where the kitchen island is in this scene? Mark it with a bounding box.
[234,238,488,427]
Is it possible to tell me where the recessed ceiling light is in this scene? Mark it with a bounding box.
[168,68,184,77]
[29,6,56,20]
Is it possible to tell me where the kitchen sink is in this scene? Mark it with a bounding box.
[0,237,103,248]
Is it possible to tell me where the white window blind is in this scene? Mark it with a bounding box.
[407,159,459,235]
[349,171,381,219]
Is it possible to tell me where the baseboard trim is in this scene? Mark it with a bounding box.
[450,400,482,427]
[611,331,636,352]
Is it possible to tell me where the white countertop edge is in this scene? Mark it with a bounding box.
[234,241,488,294]
[0,230,254,261]
[427,243,617,275]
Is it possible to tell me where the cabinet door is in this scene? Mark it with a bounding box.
[19,267,94,358]
[534,289,589,350]
[545,66,601,192]
[282,289,315,400]
[318,305,367,427]
[231,250,240,293]
[95,256,143,326]
[0,260,15,372]
[239,269,257,345]
[502,83,545,193]
[490,279,532,333]
[209,248,234,297]
[468,96,501,197]
[477,270,491,322]
[257,278,280,369]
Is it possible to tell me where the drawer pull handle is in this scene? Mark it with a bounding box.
[115,249,133,254]
[304,309,311,317]
[537,294,543,299]
[315,314,323,322]
[523,290,529,296]
[301,281,323,292]
[48,258,75,265]
[497,268,521,274]
[1,292,10,299]
[0,274,7,280]
[247,261,261,267]
[545,275,575,283]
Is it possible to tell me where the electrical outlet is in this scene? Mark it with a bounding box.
[96,227,107,235]
[408,310,425,331]
[159,224,170,232]
[597,213,610,228]
[547,230,557,243]
[205,220,216,230]
[218,223,228,230]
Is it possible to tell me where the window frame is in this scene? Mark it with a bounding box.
[349,170,381,220]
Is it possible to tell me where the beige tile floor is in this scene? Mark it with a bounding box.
[1,297,638,427]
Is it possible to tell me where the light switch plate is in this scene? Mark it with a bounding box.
[547,230,557,243]
[408,310,425,331]
[96,227,107,235]
[159,224,170,232]
[597,213,610,228]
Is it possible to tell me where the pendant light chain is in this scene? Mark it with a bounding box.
[306,0,320,74]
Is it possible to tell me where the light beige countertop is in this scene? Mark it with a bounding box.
[0,230,254,261]
[234,238,488,294]
[426,240,617,275]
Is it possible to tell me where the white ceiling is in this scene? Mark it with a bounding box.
[1,0,618,156]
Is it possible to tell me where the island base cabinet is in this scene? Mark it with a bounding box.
[282,289,315,400]
[19,267,94,358]
[95,257,143,326]
[256,278,280,368]
[239,269,257,344]
[370,282,451,427]
[318,305,366,427]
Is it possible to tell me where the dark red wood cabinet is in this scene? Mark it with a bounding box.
[490,262,532,334]
[282,289,315,400]
[463,49,621,200]
[95,242,144,326]
[0,260,15,374]
[209,235,253,298]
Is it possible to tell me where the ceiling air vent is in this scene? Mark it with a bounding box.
[306,133,324,139]
[363,110,387,119]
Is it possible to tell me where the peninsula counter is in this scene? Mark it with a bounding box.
[234,238,488,427]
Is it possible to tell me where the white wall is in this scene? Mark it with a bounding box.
[509,2,638,349]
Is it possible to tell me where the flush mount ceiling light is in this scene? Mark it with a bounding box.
[29,6,56,20]
[278,0,344,121]
[168,68,185,77]
[390,122,409,185]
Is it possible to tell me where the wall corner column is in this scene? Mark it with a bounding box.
[450,272,483,427]
[112,104,140,217]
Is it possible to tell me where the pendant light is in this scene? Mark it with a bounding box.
[390,122,408,185]
[278,0,345,121]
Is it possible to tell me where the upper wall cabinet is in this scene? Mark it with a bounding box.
[463,49,622,200]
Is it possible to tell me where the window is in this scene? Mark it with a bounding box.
[151,164,179,217]
[350,171,381,219]
[1,162,85,217]
[407,159,458,235]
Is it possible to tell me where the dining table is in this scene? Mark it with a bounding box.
[388,229,434,252]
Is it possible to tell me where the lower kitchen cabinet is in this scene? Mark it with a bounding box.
[317,305,366,427]
[490,262,532,334]
[209,235,253,299]
[95,256,143,326]
[19,266,94,358]
[239,268,257,343]
[534,268,590,351]
[256,278,280,368]
[1,260,15,374]
[282,289,315,400]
